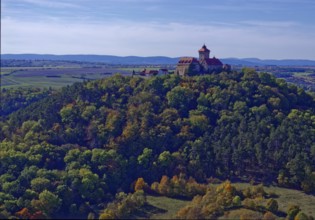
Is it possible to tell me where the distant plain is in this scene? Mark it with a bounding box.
[0,66,127,88]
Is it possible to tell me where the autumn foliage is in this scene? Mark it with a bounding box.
[1,72,315,218]
[149,174,207,198]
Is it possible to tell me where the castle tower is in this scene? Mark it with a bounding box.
[198,44,210,61]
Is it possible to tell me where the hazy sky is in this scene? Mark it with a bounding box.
[2,0,315,59]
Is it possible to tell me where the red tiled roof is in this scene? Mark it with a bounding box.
[198,44,210,52]
[178,57,199,64]
[140,69,158,74]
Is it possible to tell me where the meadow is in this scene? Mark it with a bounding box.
[230,183,315,217]
[141,183,315,219]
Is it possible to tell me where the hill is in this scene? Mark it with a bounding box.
[2,54,315,66]
[0,54,179,65]
[222,58,315,66]
[0,70,315,219]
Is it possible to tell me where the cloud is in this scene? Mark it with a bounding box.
[17,0,81,8]
[239,21,298,28]
[2,17,315,59]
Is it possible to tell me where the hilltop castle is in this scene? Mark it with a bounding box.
[175,44,230,76]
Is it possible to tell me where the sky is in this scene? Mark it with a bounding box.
[2,0,315,59]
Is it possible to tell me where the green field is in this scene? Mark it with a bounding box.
[1,74,87,88]
[118,67,160,72]
[1,66,80,75]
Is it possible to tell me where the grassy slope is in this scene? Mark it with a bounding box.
[232,183,315,217]
[219,208,263,219]
[142,184,315,219]
[145,196,190,219]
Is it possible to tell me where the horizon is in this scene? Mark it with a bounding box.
[2,0,315,60]
[3,53,315,61]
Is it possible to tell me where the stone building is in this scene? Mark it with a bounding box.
[175,57,201,76]
[175,44,229,76]
[139,68,169,77]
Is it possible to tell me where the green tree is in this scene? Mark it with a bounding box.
[31,177,51,192]
[137,148,153,168]
[81,105,96,121]
[158,151,172,169]
[32,190,61,217]
[232,195,241,206]
[166,86,196,117]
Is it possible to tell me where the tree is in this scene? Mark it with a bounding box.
[137,148,153,168]
[15,208,31,219]
[59,104,78,123]
[81,105,96,121]
[166,86,196,117]
[78,168,105,203]
[262,211,276,220]
[158,175,170,195]
[99,210,115,219]
[134,178,147,192]
[287,205,301,220]
[158,151,172,169]
[31,177,51,192]
[189,114,209,135]
[232,196,241,206]
[294,212,310,220]
[30,211,46,219]
[301,173,315,193]
[31,190,61,217]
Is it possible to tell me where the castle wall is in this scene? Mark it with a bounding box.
[207,65,222,73]
[201,64,221,72]
[176,65,190,76]
[176,63,202,76]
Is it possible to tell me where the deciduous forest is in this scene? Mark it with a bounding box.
[0,69,314,219]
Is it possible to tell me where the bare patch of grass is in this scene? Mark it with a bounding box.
[219,208,264,220]
[146,195,190,219]
[225,183,315,217]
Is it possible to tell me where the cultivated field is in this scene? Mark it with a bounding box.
[0,66,129,88]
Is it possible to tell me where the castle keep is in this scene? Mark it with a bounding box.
[175,45,229,76]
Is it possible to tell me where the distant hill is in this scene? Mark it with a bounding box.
[0,54,179,65]
[2,54,315,66]
[222,58,315,66]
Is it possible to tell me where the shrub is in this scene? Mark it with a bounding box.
[287,205,301,220]
[266,198,278,213]
[263,211,276,220]
[232,196,241,206]
[294,212,310,220]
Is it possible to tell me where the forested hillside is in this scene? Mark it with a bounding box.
[0,69,315,218]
